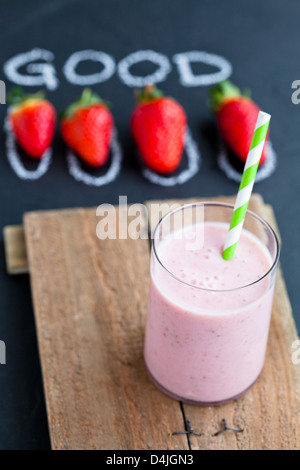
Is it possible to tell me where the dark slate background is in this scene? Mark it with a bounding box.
[0,0,299,449]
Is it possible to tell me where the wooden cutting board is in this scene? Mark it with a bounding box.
[5,194,300,449]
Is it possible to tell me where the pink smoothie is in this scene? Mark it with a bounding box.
[144,222,275,404]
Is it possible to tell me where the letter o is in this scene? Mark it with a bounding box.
[63,50,116,85]
[118,50,171,87]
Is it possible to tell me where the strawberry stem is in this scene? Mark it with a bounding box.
[134,84,164,104]
[7,86,45,106]
[209,80,243,112]
[61,88,110,119]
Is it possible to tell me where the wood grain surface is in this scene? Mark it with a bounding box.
[3,225,28,274]
[22,195,300,450]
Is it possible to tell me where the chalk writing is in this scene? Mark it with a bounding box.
[3,48,232,90]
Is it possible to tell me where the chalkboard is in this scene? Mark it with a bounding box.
[0,0,299,449]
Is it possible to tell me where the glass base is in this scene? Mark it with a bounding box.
[145,362,260,406]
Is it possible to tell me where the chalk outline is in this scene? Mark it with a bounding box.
[142,126,201,186]
[217,139,277,183]
[4,112,53,181]
[66,128,123,186]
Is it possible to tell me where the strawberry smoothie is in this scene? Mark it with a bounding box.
[144,207,279,405]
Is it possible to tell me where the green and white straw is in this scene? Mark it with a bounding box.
[222,111,271,261]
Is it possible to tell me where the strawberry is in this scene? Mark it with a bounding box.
[209,80,269,166]
[8,87,56,159]
[131,85,187,174]
[61,88,113,168]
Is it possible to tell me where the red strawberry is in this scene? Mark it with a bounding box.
[209,80,269,166]
[61,88,113,168]
[131,85,187,174]
[8,87,56,158]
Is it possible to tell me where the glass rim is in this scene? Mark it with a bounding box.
[152,201,280,293]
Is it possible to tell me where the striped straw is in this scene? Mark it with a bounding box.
[222,110,271,260]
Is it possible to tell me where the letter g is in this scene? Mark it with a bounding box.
[3,48,58,90]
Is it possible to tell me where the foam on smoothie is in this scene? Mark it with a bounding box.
[154,222,273,313]
[157,222,272,290]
